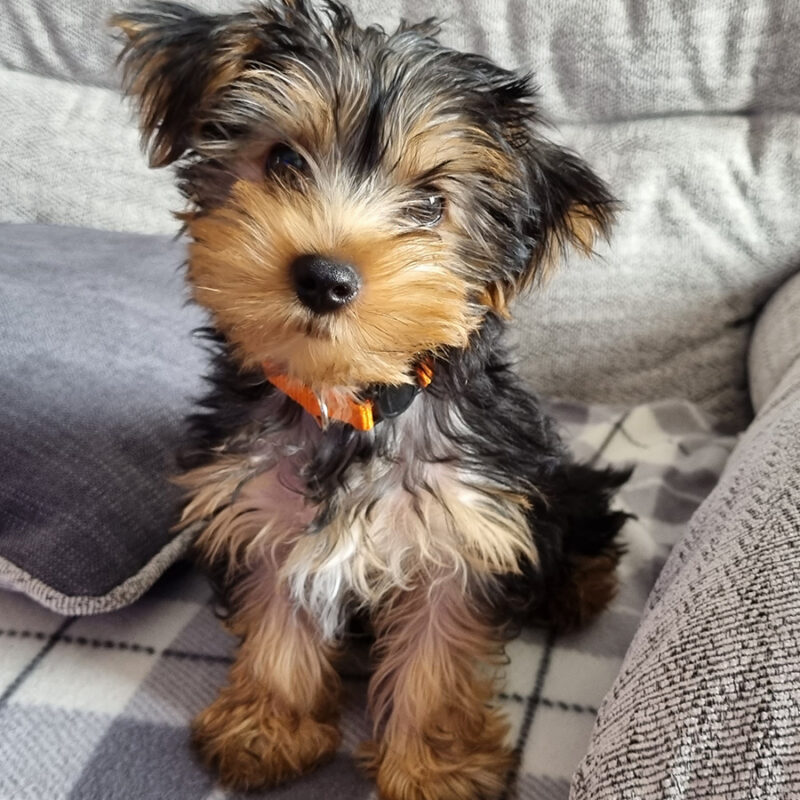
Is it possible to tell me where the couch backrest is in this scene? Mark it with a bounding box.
[3,0,800,429]
[4,1,800,119]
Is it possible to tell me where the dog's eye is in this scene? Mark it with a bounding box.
[407,191,445,227]
[265,143,306,176]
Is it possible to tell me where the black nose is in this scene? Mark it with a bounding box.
[290,254,361,314]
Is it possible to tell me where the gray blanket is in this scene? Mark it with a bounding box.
[0,398,734,800]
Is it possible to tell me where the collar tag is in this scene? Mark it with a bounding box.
[315,391,331,430]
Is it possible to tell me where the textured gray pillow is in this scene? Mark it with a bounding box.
[571,334,800,796]
[748,270,800,412]
[0,223,206,613]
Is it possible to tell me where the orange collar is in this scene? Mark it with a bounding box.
[262,360,434,432]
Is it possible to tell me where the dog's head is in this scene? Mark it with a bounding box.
[113,1,614,390]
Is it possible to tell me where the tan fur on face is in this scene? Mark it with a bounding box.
[361,577,512,800]
[208,63,336,160]
[188,181,481,389]
[388,114,516,185]
[186,94,528,389]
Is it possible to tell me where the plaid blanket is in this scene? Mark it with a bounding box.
[0,399,735,800]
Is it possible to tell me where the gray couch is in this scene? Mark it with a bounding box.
[5,0,800,432]
[2,1,800,798]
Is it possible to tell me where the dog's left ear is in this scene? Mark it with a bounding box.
[519,136,616,285]
[477,68,616,315]
[481,135,615,316]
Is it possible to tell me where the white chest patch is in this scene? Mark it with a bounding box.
[181,403,536,642]
[282,407,536,640]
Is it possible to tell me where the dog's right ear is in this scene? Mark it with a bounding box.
[111,3,252,167]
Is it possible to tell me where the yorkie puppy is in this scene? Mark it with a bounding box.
[113,2,629,797]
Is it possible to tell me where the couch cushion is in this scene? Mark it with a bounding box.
[3,0,799,122]
[514,112,800,432]
[0,68,179,235]
[0,223,206,613]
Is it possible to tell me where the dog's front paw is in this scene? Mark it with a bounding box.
[361,730,512,800]
[193,688,340,791]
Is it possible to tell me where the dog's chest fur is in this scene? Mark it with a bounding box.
[182,395,535,640]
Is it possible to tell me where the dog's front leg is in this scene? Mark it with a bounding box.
[192,566,341,791]
[362,576,512,800]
